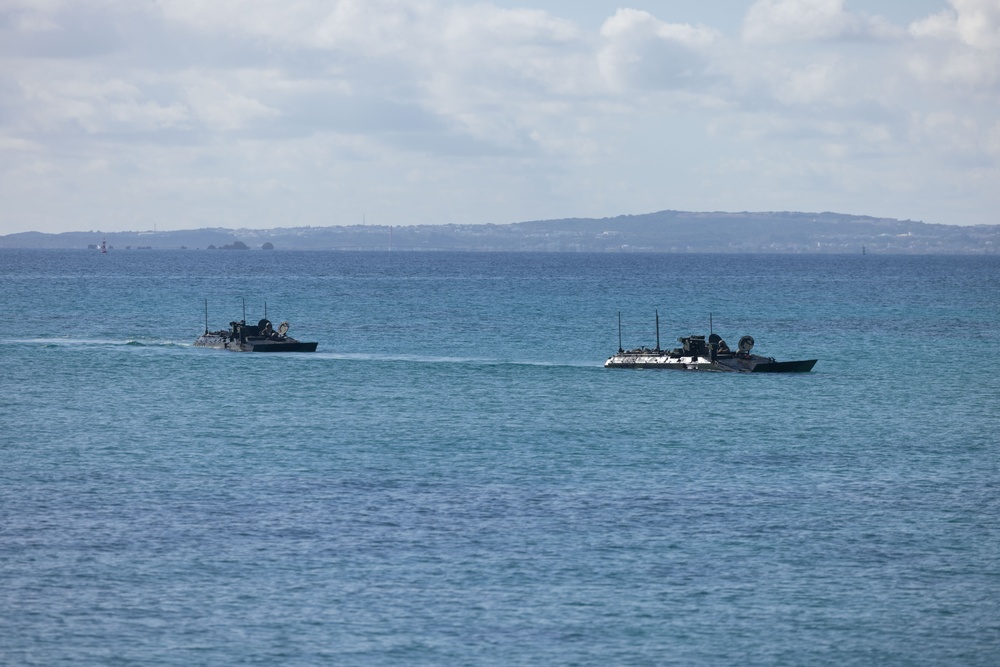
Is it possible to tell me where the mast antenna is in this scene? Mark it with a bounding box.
[204,299,208,335]
[655,309,660,353]
[242,297,246,323]
[710,312,713,335]
[618,311,623,353]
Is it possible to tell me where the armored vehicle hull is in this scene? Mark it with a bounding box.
[604,349,817,372]
[195,304,317,353]
[606,314,816,373]
[194,330,318,353]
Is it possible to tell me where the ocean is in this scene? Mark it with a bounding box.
[2,249,999,665]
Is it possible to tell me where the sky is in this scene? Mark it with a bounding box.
[0,0,998,234]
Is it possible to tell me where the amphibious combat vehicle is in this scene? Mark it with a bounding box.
[194,300,317,353]
[605,312,816,372]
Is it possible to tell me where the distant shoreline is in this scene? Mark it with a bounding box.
[2,210,998,254]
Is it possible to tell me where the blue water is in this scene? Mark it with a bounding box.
[2,249,999,665]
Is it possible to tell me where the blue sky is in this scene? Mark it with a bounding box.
[1,0,997,233]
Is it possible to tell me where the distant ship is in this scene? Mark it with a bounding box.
[194,300,317,353]
[605,312,816,373]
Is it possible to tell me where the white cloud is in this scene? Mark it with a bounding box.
[598,9,719,91]
[8,63,284,134]
[12,67,187,133]
[742,0,902,44]
[3,2,60,32]
[909,111,988,161]
[178,70,281,131]
[908,0,1000,88]
[910,0,1000,50]
[156,0,441,57]
[150,0,601,151]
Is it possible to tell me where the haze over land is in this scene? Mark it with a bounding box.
[1,1,999,235]
[3,210,997,254]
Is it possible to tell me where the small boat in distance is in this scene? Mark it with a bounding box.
[194,299,317,353]
[605,312,816,373]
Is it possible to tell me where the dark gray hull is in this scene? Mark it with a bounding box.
[246,340,317,352]
[194,334,317,353]
[745,359,817,373]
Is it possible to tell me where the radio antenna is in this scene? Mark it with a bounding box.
[242,297,246,323]
[655,309,660,352]
[710,312,713,335]
[618,311,623,354]
[204,299,209,335]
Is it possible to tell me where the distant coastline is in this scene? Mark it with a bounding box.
[2,210,997,254]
